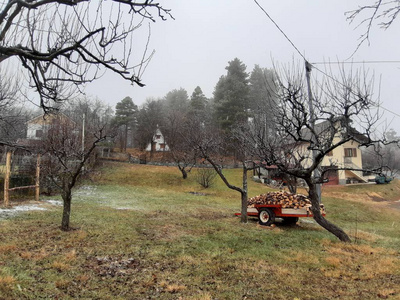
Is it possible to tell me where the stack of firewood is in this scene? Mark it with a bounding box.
[248,191,326,214]
[248,191,311,208]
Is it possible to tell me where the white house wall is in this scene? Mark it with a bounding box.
[295,138,363,185]
[145,128,170,152]
[26,124,46,140]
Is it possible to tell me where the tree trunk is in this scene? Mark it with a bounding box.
[124,124,128,152]
[119,131,124,152]
[240,191,248,223]
[241,164,248,223]
[205,156,249,223]
[179,166,188,179]
[61,189,72,231]
[307,181,351,242]
[285,174,297,194]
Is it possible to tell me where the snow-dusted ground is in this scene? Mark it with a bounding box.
[44,200,63,206]
[0,204,47,219]
[0,184,149,220]
[0,185,102,220]
[0,198,62,220]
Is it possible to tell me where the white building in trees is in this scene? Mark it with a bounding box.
[145,128,169,152]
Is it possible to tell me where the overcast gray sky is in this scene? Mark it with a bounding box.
[85,0,400,133]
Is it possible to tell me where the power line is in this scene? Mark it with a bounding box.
[313,60,400,65]
[253,0,307,62]
[253,0,400,122]
[253,0,346,87]
[378,105,400,118]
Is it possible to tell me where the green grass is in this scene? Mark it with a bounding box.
[0,161,399,299]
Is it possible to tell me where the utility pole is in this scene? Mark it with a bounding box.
[82,113,85,154]
[4,151,11,206]
[82,113,86,172]
[35,154,41,202]
[305,60,322,203]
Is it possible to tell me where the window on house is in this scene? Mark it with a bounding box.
[156,135,161,139]
[160,144,165,150]
[36,130,43,138]
[344,148,357,157]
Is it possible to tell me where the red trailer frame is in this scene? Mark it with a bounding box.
[237,204,325,226]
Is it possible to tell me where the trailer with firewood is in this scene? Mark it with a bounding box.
[237,191,326,226]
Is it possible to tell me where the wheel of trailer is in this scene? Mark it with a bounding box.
[281,217,299,225]
[258,208,275,226]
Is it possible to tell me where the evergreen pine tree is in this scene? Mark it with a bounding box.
[114,96,137,151]
[213,58,249,130]
[248,65,277,134]
[190,86,208,117]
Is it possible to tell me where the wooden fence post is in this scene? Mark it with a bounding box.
[35,154,41,202]
[4,151,11,206]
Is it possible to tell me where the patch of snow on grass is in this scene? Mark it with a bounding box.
[0,205,47,219]
[13,205,47,212]
[45,200,63,206]
[74,185,97,196]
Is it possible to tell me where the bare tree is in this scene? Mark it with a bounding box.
[162,89,198,179]
[0,67,33,145]
[195,167,217,188]
[362,128,400,177]
[244,63,395,242]
[168,127,197,180]
[187,120,254,223]
[0,1,172,112]
[0,106,32,143]
[40,104,112,230]
[0,68,17,109]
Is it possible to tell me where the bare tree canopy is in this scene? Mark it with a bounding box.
[0,66,35,146]
[236,62,396,242]
[39,98,114,230]
[0,0,172,112]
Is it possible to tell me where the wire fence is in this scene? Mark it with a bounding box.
[0,147,39,204]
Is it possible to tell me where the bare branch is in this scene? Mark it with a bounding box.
[346,0,400,55]
[0,0,172,111]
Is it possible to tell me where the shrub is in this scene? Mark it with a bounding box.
[195,167,217,188]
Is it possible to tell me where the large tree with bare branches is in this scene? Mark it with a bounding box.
[241,62,394,242]
[41,98,113,230]
[184,117,254,224]
[0,0,172,112]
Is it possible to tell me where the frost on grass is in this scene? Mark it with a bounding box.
[0,205,47,220]
[0,199,63,220]
[44,200,62,206]
[72,185,144,211]
[74,185,98,196]
[73,185,107,204]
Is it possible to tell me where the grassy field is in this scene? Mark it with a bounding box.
[0,161,399,299]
